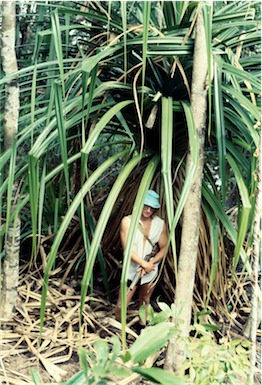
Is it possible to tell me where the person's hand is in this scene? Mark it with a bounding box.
[137,267,146,277]
[140,260,155,274]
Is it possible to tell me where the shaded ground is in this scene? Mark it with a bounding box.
[0,265,261,385]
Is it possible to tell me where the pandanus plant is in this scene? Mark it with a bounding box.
[0,1,260,362]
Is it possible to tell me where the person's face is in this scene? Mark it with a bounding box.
[142,204,156,218]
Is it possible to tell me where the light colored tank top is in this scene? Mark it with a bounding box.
[126,215,164,284]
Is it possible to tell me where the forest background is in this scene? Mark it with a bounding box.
[0,1,261,384]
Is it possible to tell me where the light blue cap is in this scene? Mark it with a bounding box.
[144,190,160,209]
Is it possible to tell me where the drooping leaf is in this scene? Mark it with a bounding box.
[132,367,186,385]
[128,322,173,363]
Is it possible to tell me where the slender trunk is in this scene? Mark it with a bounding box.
[0,216,21,319]
[165,6,208,372]
[0,1,20,321]
[1,1,19,150]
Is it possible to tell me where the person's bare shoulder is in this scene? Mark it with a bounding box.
[121,216,130,229]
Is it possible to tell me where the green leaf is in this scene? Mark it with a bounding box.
[203,183,252,275]
[128,322,173,363]
[108,336,121,367]
[119,154,159,346]
[28,154,39,259]
[54,80,70,205]
[132,367,186,385]
[141,1,151,112]
[51,10,65,96]
[78,348,91,382]
[31,370,42,385]
[81,100,133,155]
[203,204,219,305]
[60,371,86,385]
[93,340,109,367]
[201,323,220,331]
[40,149,130,332]
[227,153,251,271]
[80,152,152,338]
[213,58,226,205]
[161,96,177,273]
[167,100,199,252]
[110,367,131,377]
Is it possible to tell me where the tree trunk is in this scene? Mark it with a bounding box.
[0,1,20,321]
[165,6,208,372]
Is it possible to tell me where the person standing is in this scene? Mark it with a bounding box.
[115,190,168,324]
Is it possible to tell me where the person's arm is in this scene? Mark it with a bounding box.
[120,217,155,274]
[150,222,168,264]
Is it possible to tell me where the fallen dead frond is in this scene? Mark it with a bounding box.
[1,252,259,385]
[0,266,135,384]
